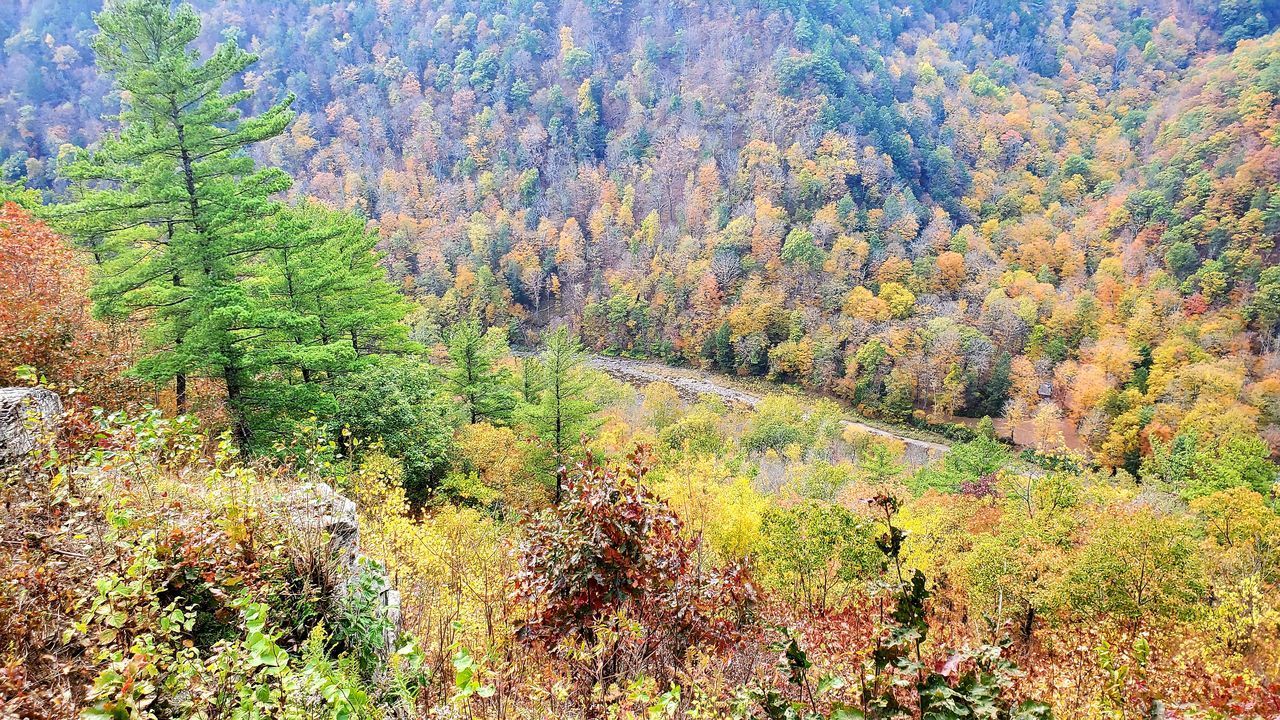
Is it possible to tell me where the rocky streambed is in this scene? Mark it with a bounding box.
[587,355,948,465]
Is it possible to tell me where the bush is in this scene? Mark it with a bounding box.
[16,410,423,720]
[659,406,727,455]
[743,495,1051,720]
[330,358,457,499]
[742,395,843,456]
[909,416,980,442]
[911,435,1011,494]
[513,448,755,688]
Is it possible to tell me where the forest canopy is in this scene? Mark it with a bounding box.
[2,0,1280,718]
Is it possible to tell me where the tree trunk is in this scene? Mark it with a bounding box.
[175,373,187,414]
[1020,605,1036,642]
[170,223,187,415]
[223,364,251,457]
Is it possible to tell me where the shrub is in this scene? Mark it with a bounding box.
[8,409,422,720]
[742,495,1051,720]
[659,406,727,455]
[756,501,880,613]
[350,460,513,688]
[513,447,755,688]
[330,358,457,499]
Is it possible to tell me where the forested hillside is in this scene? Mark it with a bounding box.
[6,0,1280,475]
[3,0,1280,718]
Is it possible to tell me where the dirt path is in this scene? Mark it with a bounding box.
[587,355,949,463]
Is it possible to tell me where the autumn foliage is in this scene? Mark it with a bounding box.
[0,203,91,381]
[2,1,1280,718]
[0,202,133,404]
[514,447,755,689]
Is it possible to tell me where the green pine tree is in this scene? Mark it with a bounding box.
[53,0,293,451]
[859,443,904,485]
[245,202,416,438]
[523,326,600,500]
[444,319,516,425]
[518,354,544,404]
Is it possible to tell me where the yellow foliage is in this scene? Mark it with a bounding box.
[454,423,549,513]
[842,286,891,322]
[651,455,766,563]
[897,492,980,581]
[354,458,517,665]
[878,282,916,319]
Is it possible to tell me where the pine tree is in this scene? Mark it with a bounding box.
[518,355,544,404]
[444,319,516,425]
[246,202,416,437]
[859,443,904,485]
[53,0,293,451]
[524,326,600,500]
[576,79,605,159]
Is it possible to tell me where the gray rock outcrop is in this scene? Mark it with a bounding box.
[282,482,402,657]
[0,387,63,465]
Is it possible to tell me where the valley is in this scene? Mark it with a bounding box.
[2,0,1279,716]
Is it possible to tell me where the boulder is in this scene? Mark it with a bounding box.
[282,482,401,657]
[284,482,361,579]
[0,387,62,465]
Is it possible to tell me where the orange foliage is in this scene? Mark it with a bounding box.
[0,203,134,404]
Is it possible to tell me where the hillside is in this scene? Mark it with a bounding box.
[2,0,1280,718]
[6,0,1280,473]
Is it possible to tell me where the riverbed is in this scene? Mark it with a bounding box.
[587,355,949,465]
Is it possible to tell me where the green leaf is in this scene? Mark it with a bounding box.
[830,705,866,720]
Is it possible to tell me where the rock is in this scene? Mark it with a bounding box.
[0,387,62,466]
[284,482,361,581]
[282,482,401,658]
